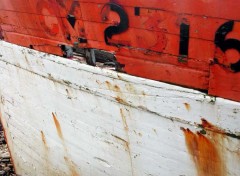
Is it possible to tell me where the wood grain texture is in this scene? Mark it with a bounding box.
[0,41,239,176]
[0,1,240,100]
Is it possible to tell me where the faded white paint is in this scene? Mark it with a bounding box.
[0,41,239,176]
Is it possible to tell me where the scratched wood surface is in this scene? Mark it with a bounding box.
[0,1,240,101]
[0,41,239,176]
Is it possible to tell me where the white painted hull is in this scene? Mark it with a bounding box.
[0,41,239,176]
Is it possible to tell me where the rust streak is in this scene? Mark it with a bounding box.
[41,131,47,147]
[182,128,226,176]
[41,130,50,173]
[115,96,128,105]
[201,118,224,134]
[105,81,129,106]
[52,112,64,140]
[125,84,136,94]
[120,108,128,130]
[184,103,191,111]
[105,81,121,92]
[64,156,79,176]
[112,134,130,152]
[51,113,79,175]
[114,85,120,92]
[118,108,134,176]
[105,81,111,90]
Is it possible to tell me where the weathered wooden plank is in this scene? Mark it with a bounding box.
[116,55,209,90]
[209,64,240,102]
[1,0,240,101]
[0,0,69,17]
[80,2,227,40]
[3,32,64,55]
[78,0,240,20]
[0,41,239,176]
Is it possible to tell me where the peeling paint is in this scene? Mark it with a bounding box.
[66,89,72,99]
[94,157,111,168]
[0,41,240,175]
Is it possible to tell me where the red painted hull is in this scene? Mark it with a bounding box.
[0,0,240,101]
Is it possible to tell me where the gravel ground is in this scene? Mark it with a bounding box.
[0,123,16,176]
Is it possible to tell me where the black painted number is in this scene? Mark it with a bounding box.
[179,23,190,57]
[215,20,240,72]
[102,3,129,46]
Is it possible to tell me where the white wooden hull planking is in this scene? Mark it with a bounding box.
[0,41,239,176]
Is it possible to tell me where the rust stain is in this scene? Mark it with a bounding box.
[112,134,130,151]
[184,103,191,111]
[41,130,50,173]
[114,85,120,91]
[115,96,124,103]
[181,128,226,176]
[105,81,130,106]
[64,156,79,176]
[115,96,128,105]
[125,83,136,94]
[120,108,128,131]
[41,131,47,147]
[105,81,121,92]
[105,81,111,89]
[51,113,80,175]
[112,134,128,144]
[118,108,134,175]
[201,118,224,134]
[117,74,123,80]
[199,119,240,139]
[52,112,64,140]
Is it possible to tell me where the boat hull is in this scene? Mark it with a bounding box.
[0,41,239,176]
[1,1,240,101]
